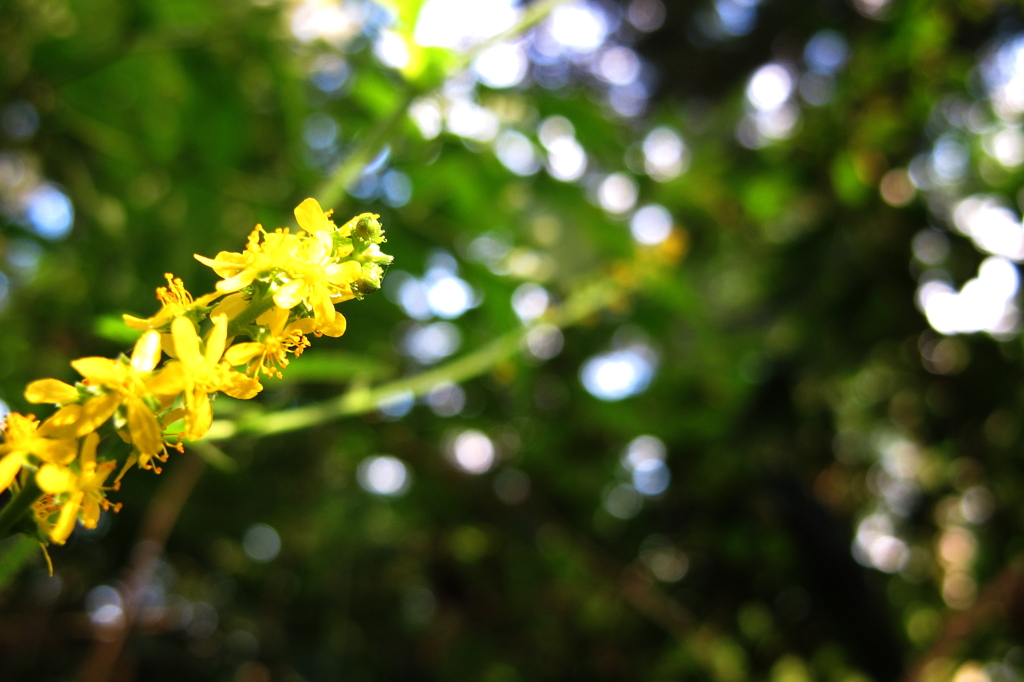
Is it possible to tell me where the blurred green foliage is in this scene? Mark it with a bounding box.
[2,0,1024,680]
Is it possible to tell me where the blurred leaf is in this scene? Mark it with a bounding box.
[0,535,39,592]
[187,440,237,473]
[93,314,143,344]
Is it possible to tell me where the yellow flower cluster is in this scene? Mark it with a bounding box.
[0,199,391,545]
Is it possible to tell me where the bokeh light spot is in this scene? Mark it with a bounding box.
[357,456,411,496]
[630,204,673,245]
[242,524,281,562]
[580,345,657,400]
[449,429,496,474]
[25,184,73,240]
[597,172,639,214]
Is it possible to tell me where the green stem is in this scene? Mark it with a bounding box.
[226,292,277,338]
[203,278,619,442]
[244,329,524,437]
[0,476,43,540]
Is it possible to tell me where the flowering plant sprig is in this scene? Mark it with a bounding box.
[0,199,392,546]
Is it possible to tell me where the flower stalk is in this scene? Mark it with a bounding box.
[226,290,278,338]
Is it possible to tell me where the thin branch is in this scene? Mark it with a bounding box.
[617,565,695,638]
[204,278,618,441]
[314,0,570,209]
[901,558,1024,682]
[315,88,418,210]
[222,329,523,439]
[446,0,571,75]
[76,449,207,682]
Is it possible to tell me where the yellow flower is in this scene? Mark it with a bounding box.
[36,433,120,545]
[194,227,304,294]
[0,413,78,494]
[195,227,357,333]
[53,331,179,469]
[194,200,380,337]
[270,231,361,333]
[162,315,262,440]
[4,201,395,550]
[32,493,61,542]
[123,274,222,332]
[223,307,318,378]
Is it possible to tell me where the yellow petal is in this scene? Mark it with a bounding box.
[123,314,152,331]
[310,232,331,261]
[185,390,213,441]
[36,463,75,493]
[221,374,263,400]
[193,252,229,269]
[294,197,329,233]
[194,251,246,276]
[193,290,226,308]
[81,493,105,529]
[35,437,79,465]
[326,260,363,285]
[215,269,259,293]
[160,332,177,359]
[146,361,187,396]
[81,506,100,529]
[75,392,121,437]
[318,312,347,337]
[80,431,99,467]
[50,491,83,545]
[71,357,121,386]
[172,317,204,367]
[0,454,24,494]
[288,318,318,335]
[131,331,163,373]
[206,315,228,363]
[313,294,335,328]
[25,379,79,405]
[273,280,305,309]
[38,404,83,439]
[224,343,264,367]
[330,286,356,304]
[127,398,163,457]
[115,453,137,482]
[255,305,288,331]
[161,407,187,427]
[90,461,116,489]
[211,292,250,321]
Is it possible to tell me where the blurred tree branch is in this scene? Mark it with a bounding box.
[204,277,621,441]
[76,448,208,682]
[315,0,570,209]
[902,557,1024,682]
